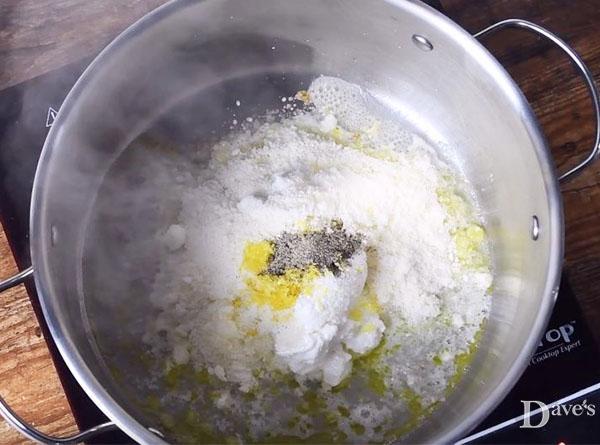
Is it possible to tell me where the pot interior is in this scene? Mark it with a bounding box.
[33,0,561,443]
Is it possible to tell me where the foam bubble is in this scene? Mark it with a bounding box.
[309,76,376,133]
[308,76,414,151]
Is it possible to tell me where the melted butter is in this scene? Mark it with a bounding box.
[328,125,399,162]
[436,187,468,218]
[348,287,381,321]
[353,339,389,396]
[296,390,327,414]
[447,325,484,392]
[384,388,434,441]
[435,186,490,270]
[453,224,487,269]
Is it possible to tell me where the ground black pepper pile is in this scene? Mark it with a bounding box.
[267,220,363,276]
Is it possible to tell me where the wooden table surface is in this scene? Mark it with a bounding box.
[1,0,600,443]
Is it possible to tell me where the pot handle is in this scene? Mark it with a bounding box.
[0,268,118,444]
[474,19,600,182]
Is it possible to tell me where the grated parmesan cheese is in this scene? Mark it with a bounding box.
[143,76,492,442]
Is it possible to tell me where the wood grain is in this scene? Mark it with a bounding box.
[1,0,600,443]
[0,0,167,90]
[0,227,76,444]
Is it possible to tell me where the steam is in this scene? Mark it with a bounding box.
[44,8,319,435]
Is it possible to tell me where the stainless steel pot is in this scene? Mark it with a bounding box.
[1,0,599,443]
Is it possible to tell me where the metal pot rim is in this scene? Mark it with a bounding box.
[27,0,564,443]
